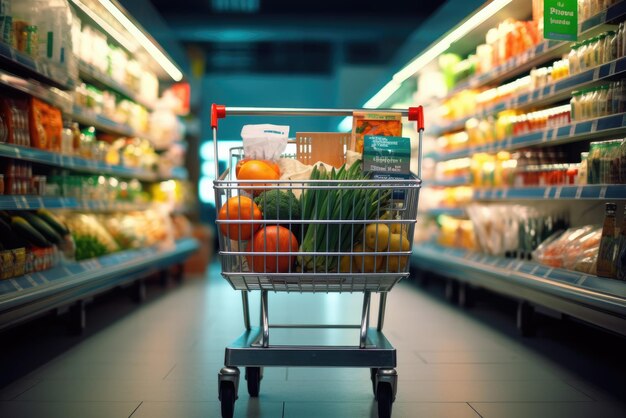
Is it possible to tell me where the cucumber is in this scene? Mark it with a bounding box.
[19,212,62,244]
[36,209,69,236]
[11,216,52,248]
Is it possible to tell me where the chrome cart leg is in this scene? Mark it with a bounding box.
[241,291,251,331]
[377,293,388,331]
[360,291,371,349]
[260,290,269,348]
[375,368,397,418]
[218,366,240,418]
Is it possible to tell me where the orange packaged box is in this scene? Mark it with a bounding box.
[351,112,402,153]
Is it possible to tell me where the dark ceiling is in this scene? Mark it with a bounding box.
[148,0,444,74]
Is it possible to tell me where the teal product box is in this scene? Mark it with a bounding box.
[363,135,411,200]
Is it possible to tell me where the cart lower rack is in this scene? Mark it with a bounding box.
[211,105,424,418]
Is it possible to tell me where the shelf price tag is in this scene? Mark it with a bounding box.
[544,0,578,41]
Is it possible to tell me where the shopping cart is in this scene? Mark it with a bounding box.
[211,105,424,418]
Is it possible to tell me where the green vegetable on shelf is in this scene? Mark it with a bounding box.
[73,234,109,261]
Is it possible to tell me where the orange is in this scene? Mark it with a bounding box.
[217,196,262,240]
[237,160,280,195]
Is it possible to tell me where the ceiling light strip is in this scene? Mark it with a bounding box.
[70,0,137,52]
[98,0,183,81]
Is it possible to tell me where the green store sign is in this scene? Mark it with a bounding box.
[544,0,578,41]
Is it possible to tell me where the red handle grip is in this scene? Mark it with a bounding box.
[211,104,226,129]
[408,106,424,131]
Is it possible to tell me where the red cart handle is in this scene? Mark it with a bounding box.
[211,104,226,129]
[408,106,424,131]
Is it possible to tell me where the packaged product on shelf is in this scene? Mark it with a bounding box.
[597,202,618,278]
[467,204,568,259]
[586,139,625,184]
[1,160,32,195]
[0,0,12,45]
[436,215,476,250]
[60,213,119,259]
[0,97,30,147]
[532,225,601,271]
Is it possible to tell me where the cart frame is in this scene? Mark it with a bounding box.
[211,105,424,418]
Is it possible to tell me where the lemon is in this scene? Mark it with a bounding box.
[388,233,410,252]
[364,223,390,251]
[353,243,383,273]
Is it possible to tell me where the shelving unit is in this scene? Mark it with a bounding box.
[0,69,73,113]
[432,56,626,136]
[446,0,626,97]
[0,195,159,211]
[0,41,74,90]
[434,112,626,161]
[0,143,158,181]
[362,0,626,334]
[412,242,626,336]
[0,0,195,333]
[78,61,155,111]
[474,184,626,200]
[0,238,199,330]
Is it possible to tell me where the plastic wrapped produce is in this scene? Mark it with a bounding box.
[532,225,602,270]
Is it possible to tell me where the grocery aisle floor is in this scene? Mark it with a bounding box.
[1,262,625,418]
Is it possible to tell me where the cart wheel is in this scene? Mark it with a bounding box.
[370,368,378,397]
[245,367,262,397]
[376,382,393,418]
[219,381,236,418]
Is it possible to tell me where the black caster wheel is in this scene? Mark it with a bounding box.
[370,368,378,397]
[219,381,236,418]
[376,382,393,418]
[245,367,262,397]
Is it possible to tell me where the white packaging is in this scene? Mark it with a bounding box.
[240,124,289,160]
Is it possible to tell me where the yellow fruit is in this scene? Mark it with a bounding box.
[364,223,390,251]
[389,223,408,238]
[339,255,353,273]
[353,243,383,273]
[383,255,409,273]
[387,233,410,252]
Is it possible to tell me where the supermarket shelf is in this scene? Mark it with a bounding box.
[411,242,626,335]
[71,106,136,137]
[0,41,73,90]
[71,106,160,145]
[0,69,73,113]
[423,207,466,217]
[473,184,626,200]
[0,196,79,210]
[447,1,626,98]
[436,112,626,161]
[434,57,626,136]
[428,176,470,187]
[0,144,158,182]
[0,196,161,211]
[78,61,155,111]
[0,238,199,330]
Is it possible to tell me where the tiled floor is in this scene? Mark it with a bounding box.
[0,262,625,417]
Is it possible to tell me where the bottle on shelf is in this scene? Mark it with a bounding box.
[597,202,618,278]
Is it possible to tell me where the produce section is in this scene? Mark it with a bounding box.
[365,0,626,335]
[0,0,196,331]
